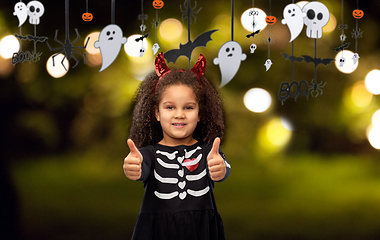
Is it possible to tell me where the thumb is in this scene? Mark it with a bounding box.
[127,139,140,156]
[210,137,221,157]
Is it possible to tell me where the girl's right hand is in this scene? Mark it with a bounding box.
[123,139,143,180]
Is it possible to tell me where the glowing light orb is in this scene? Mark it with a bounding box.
[351,81,373,108]
[241,8,267,33]
[124,34,148,57]
[244,88,272,113]
[159,18,183,41]
[0,35,20,59]
[85,32,100,54]
[365,69,380,95]
[372,109,380,127]
[335,50,358,74]
[46,53,69,78]
[368,126,380,149]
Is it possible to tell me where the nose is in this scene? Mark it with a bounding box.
[174,109,185,119]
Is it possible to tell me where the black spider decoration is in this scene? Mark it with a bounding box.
[46,0,89,71]
[180,0,202,24]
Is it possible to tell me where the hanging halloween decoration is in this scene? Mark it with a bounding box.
[301,1,334,98]
[245,1,261,54]
[334,0,351,69]
[94,0,127,72]
[46,0,89,71]
[151,0,163,55]
[82,0,93,22]
[264,0,275,71]
[12,1,47,65]
[281,3,306,43]
[164,0,218,67]
[279,1,334,104]
[136,0,149,57]
[352,1,363,65]
[214,0,246,87]
[153,0,164,9]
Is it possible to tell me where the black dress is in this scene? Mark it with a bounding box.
[131,141,231,240]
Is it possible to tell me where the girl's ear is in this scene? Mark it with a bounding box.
[155,107,160,121]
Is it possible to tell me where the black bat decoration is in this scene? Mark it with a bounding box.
[301,55,335,67]
[26,35,48,43]
[135,33,149,42]
[164,29,218,64]
[246,29,260,39]
[14,34,28,41]
[334,42,350,52]
[282,52,303,63]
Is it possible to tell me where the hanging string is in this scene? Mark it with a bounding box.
[231,0,234,41]
[111,0,115,24]
[86,0,88,13]
[355,0,359,53]
[291,0,295,82]
[267,0,272,59]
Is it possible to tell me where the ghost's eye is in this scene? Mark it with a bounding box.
[293,8,295,12]
[113,31,116,34]
[288,10,291,14]
[106,31,111,36]
[232,47,235,51]
[226,48,230,52]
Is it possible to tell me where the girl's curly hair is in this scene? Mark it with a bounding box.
[128,69,225,149]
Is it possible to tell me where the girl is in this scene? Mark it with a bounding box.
[124,53,231,240]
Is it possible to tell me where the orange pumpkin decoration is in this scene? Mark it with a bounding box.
[82,12,93,22]
[352,9,364,19]
[265,16,276,25]
[153,0,164,9]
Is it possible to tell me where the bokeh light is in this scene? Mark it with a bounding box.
[323,13,337,33]
[367,126,380,149]
[240,8,267,33]
[46,53,69,78]
[350,81,373,108]
[258,118,292,152]
[0,35,20,59]
[244,88,272,113]
[85,32,100,54]
[159,18,183,41]
[124,34,149,58]
[364,69,380,95]
[372,109,380,127]
[335,50,358,74]
[281,116,294,131]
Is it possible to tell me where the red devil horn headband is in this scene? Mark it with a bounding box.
[154,53,206,92]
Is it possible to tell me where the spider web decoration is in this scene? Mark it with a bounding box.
[12,0,48,66]
[351,0,363,65]
[94,0,127,72]
[136,0,149,57]
[164,0,218,69]
[246,0,261,55]
[151,0,164,55]
[213,0,246,88]
[46,0,90,71]
[335,0,350,68]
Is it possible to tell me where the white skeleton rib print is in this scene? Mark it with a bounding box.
[154,146,209,200]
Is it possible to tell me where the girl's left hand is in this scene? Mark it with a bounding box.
[207,137,226,181]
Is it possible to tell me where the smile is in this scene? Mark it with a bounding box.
[172,123,186,127]
[108,37,114,40]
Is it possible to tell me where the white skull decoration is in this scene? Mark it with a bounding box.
[139,47,146,57]
[27,1,44,25]
[339,56,346,67]
[302,2,329,39]
[250,43,257,53]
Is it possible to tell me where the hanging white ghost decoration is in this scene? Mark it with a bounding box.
[302,2,330,39]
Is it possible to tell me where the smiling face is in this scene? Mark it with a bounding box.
[155,84,200,146]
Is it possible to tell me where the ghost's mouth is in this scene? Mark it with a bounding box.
[291,13,295,17]
[227,53,233,57]
[108,37,114,40]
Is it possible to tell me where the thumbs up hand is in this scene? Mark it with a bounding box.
[207,137,226,181]
[123,139,143,180]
